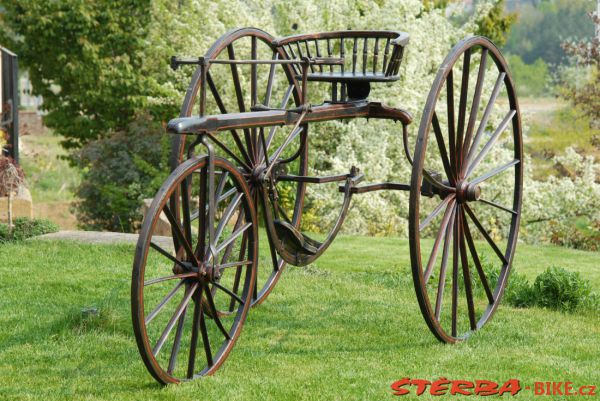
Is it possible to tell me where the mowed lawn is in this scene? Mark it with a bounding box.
[0,236,598,401]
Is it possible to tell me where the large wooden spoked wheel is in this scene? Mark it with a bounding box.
[170,28,308,306]
[132,156,258,383]
[409,37,523,343]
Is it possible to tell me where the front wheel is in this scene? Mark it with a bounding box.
[409,37,523,343]
[132,156,258,383]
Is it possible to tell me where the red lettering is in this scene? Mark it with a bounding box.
[450,380,474,395]
[411,379,431,396]
[429,377,450,396]
[391,378,411,396]
[552,382,564,395]
[498,379,522,396]
[534,382,545,395]
[565,382,574,396]
[580,385,597,396]
[475,380,499,396]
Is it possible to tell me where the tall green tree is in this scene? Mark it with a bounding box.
[0,1,161,150]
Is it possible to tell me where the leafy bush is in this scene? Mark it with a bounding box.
[532,266,594,312]
[0,217,59,242]
[475,259,535,308]
[502,266,597,313]
[73,115,170,232]
[504,270,536,308]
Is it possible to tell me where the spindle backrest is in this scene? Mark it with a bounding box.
[273,30,409,83]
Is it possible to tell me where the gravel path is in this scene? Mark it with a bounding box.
[34,230,173,249]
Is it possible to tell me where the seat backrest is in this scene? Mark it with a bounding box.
[273,30,409,81]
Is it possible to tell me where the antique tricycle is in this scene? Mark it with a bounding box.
[131,28,522,384]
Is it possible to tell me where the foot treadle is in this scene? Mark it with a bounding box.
[274,220,322,256]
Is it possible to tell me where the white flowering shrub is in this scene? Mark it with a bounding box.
[522,148,600,248]
[145,0,600,248]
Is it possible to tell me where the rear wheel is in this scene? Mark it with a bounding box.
[170,28,308,306]
[409,37,523,342]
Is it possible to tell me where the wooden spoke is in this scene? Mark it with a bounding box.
[203,284,232,340]
[456,48,471,172]
[419,195,455,232]
[229,268,244,313]
[267,125,303,166]
[217,260,253,270]
[186,289,202,378]
[144,272,196,286]
[149,241,188,272]
[219,210,245,265]
[145,280,186,325]
[163,204,196,262]
[479,198,517,215]
[152,283,198,357]
[227,44,254,161]
[206,133,251,172]
[466,72,506,163]
[465,109,516,178]
[206,72,252,165]
[215,171,229,201]
[194,167,207,259]
[462,209,495,304]
[451,207,459,337]
[251,36,258,161]
[259,128,270,169]
[434,206,456,320]
[215,222,252,254]
[432,112,454,184]
[228,233,247,311]
[458,207,477,330]
[167,301,188,374]
[462,47,487,173]
[463,203,508,265]
[264,52,278,106]
[263,84,294,156]
[251,36,258,106]
[424,198,456,282]
[469,159,520,186]
[198,299,213,368]
[212,281,245,306]
[218,187,237,204]
[265,222,282,273]
[447,69,456,175]
[214,192,243,242]
[181,178,193,245]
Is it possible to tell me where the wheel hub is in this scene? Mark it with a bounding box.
[456,180,481,203]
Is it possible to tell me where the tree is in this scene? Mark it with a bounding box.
[0,1,163,150]
[504,0,596,66]
[473,0,516,47]
[558,12,600,126]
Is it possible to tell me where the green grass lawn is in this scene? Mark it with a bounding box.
[0,237,598,400]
